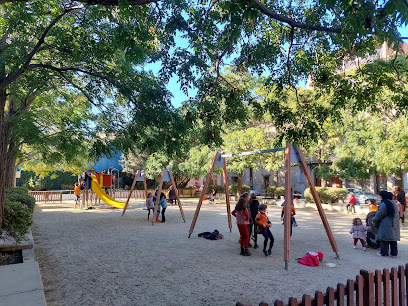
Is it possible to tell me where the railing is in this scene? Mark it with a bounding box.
[29,191,65,203]
[272,264,407,306]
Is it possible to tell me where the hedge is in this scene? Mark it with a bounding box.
[265,186,285,198]
[5,186,29,195]
[206,185,225,193]
[229,184,250,195]
[1,200,33,243]
[304,187,349,204]
[5,193,36,213]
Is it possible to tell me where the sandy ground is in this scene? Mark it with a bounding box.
[32,198,408,306]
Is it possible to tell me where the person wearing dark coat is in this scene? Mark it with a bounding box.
[249,193,260,249]
[372,190,400,257]
[393,186,406,225]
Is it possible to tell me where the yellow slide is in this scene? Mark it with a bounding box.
[91,176,126,208]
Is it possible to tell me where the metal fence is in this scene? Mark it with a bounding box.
[272,264,407,306]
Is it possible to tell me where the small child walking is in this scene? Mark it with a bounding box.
[74,183,80,206]
[255,204,274,256]
[146,192,155,220]
[350,217,369,251]
[159,192,167,223]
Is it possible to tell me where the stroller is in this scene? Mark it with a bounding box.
[366,211,381,249]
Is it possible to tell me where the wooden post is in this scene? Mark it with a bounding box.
[346,279,355,306]
[398,265,405,306]
[295,145,340,258]
[374,270,382,306]
[222,155,232,232]
[152,169,165,225]
[390,267,398,306]
[361,270,374,306]
[143,174,148,198]
[383,268,390,306]
[122,170,140,216]
[168,169,185,222]
[356,275,364,306]
[336,283,345,305]
[188,151,219,238]
[283,142,291,270]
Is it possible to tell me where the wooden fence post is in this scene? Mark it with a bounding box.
[360,270,374,306]
[383,268,390,306]
[326,287,335,305]
[314,291,324,306]
[391,267,398,306]
[398,265,406,306]
[301,294,312,306]
[374,270,382,306]
[356,275,364,306]
[337,283,345,306]
[347,279,355,306]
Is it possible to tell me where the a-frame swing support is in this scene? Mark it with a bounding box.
[122,170,185,224]
[151,169,185,225]
[188,143,339,269]
[188,151,232,238]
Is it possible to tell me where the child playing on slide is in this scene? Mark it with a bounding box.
[146,192,154,220]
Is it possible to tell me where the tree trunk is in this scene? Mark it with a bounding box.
[5,154,17,188]
[237,172,243,196]
[274,170,278,187]
[0,87,7,228]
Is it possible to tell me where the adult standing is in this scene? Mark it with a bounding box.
[249,193,260,249]
[393,185,406,225]
[372,190,400,257]
[231,196,251,256]
[168,186,177,206]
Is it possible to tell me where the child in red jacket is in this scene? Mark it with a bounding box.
[255,204,274,256]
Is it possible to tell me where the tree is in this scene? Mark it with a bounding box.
[221,127,268,195]
[0,2,186,227]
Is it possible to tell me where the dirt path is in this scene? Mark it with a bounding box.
[32,199,408,306]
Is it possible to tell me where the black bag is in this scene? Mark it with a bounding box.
[255,224,263,234]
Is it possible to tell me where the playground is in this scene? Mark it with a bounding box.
[32,197,408,306]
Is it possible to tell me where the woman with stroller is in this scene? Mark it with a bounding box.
[372,190,400,257]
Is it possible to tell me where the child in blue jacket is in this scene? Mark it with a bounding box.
[159,192,168,223]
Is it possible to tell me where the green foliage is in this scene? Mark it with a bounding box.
[304,187,349,204]
[229,184,250,195]
[265,186,285,199]
[17,171,78,190]
[5,193,36,213]
[206,185,225,193]
[5,186,29,195]
[0,200,33,243]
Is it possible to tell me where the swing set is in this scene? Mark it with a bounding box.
[189,142,339,270]
[122,169,185,224]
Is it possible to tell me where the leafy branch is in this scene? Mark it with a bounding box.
[0,6,83,90]
[250,0,342,34]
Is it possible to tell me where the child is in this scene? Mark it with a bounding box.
[74,183,80,205]
[349,217,369,251]
[281,203,296,238]
[231,197,251,256]
[146,192,154,220]
[159,192,167,223]
[346,193,356,214]
[369,199,378,212]
[255,204,274,256]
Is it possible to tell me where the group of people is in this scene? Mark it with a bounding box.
[145,186,178,223]
[349,186,405,257]
[232,192,291,257]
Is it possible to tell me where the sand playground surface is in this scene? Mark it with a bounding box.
[32,198,408,305]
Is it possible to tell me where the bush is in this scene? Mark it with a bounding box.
[304,187,349,203]
[229,184,250,195]
[5,186,29,195]
[5,193,36,212]
[1,200,33,243]
[206,185,225,193]
[265,186,285,198]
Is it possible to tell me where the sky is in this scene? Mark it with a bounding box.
[161,25,408,109]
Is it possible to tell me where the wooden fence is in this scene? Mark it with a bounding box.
[272,264,407,306]
[29,191,64,203]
